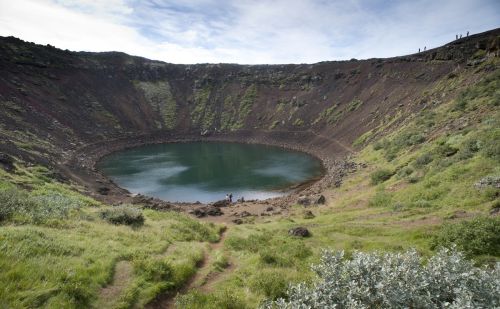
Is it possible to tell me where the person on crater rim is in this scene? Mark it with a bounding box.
[229,193,233,203]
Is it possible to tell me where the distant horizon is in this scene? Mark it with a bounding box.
[1,0,499,65]
[3,27,499,66]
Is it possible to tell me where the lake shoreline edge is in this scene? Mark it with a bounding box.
[62,130,358,212]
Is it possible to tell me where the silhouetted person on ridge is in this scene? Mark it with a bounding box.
[467,31,469,37]
[424,46,426,51]
[456,34,458,40]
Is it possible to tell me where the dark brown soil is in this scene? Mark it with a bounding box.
[0,29,498,218]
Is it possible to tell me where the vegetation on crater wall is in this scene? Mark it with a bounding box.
[219,84,258,131]
[134,81,177,129]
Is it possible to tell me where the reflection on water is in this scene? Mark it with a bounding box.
[98,142,323,203]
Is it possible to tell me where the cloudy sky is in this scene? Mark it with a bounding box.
[0,0,499,64]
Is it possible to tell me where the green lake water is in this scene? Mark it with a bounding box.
[98,142,323,203]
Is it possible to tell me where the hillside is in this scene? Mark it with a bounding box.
[0,29,499,308]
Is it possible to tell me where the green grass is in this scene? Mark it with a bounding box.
[1,60,499,308]
[0,164,220,308]
[173,64,500,307]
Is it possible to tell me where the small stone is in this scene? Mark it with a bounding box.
[207,207,223,216]
[314,195,326,205]
[212,199,230,207]
[0,153,15,172]
[297,196,311,206]
[288,227,310,237]
[239,211,252,217]
[232,218,243,225]
[97,186,110,195]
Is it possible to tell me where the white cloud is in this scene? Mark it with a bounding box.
[0,0,498,64]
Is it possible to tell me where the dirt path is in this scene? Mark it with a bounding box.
[97,260,134,308]
[147,228,232,309]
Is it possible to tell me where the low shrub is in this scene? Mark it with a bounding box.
[396,166,413,179]
[0,187,32,221]
[435,143,459,157]
[370,169,394,185]
[100,205,144,226]
[414,153,433,167]
[0,185,96,224]
[431,216,500,257]
[263,248,500,308]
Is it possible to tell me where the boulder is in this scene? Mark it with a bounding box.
[212,199,230,207]
[97,186,110,195]
[266,206,274,212]
[232,218,243,225]
[206,207,223,216]
[190,208,207,218]
[288,227,310,237]
[0,153,14,172]
[314,195,326,205]
[297,196,311,206]
[239,211,252,217]
[190,206,223,217]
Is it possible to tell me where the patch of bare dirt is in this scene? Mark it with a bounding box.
[146,228,231,309]
[97,260,134,308]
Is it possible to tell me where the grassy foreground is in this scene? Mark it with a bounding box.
[0,63,499,308]
[0,166,222,308]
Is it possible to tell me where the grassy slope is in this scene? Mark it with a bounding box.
[175,60,499,308]
[0,60,498,309]
[0,166,222,309]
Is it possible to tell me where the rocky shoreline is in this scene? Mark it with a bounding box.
[61,129,363,220]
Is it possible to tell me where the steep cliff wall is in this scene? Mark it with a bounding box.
[0,29,498,168]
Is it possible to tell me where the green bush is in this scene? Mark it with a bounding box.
[0,186,93,224]
[0,187,31,221]
[370,169,394,184]
[264,248,500,308]
[431,216,500,257]
[100,205,144,226]
[414,153,433,167]
[435,143,459,157]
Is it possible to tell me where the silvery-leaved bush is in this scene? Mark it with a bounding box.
[262,248,499,308]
